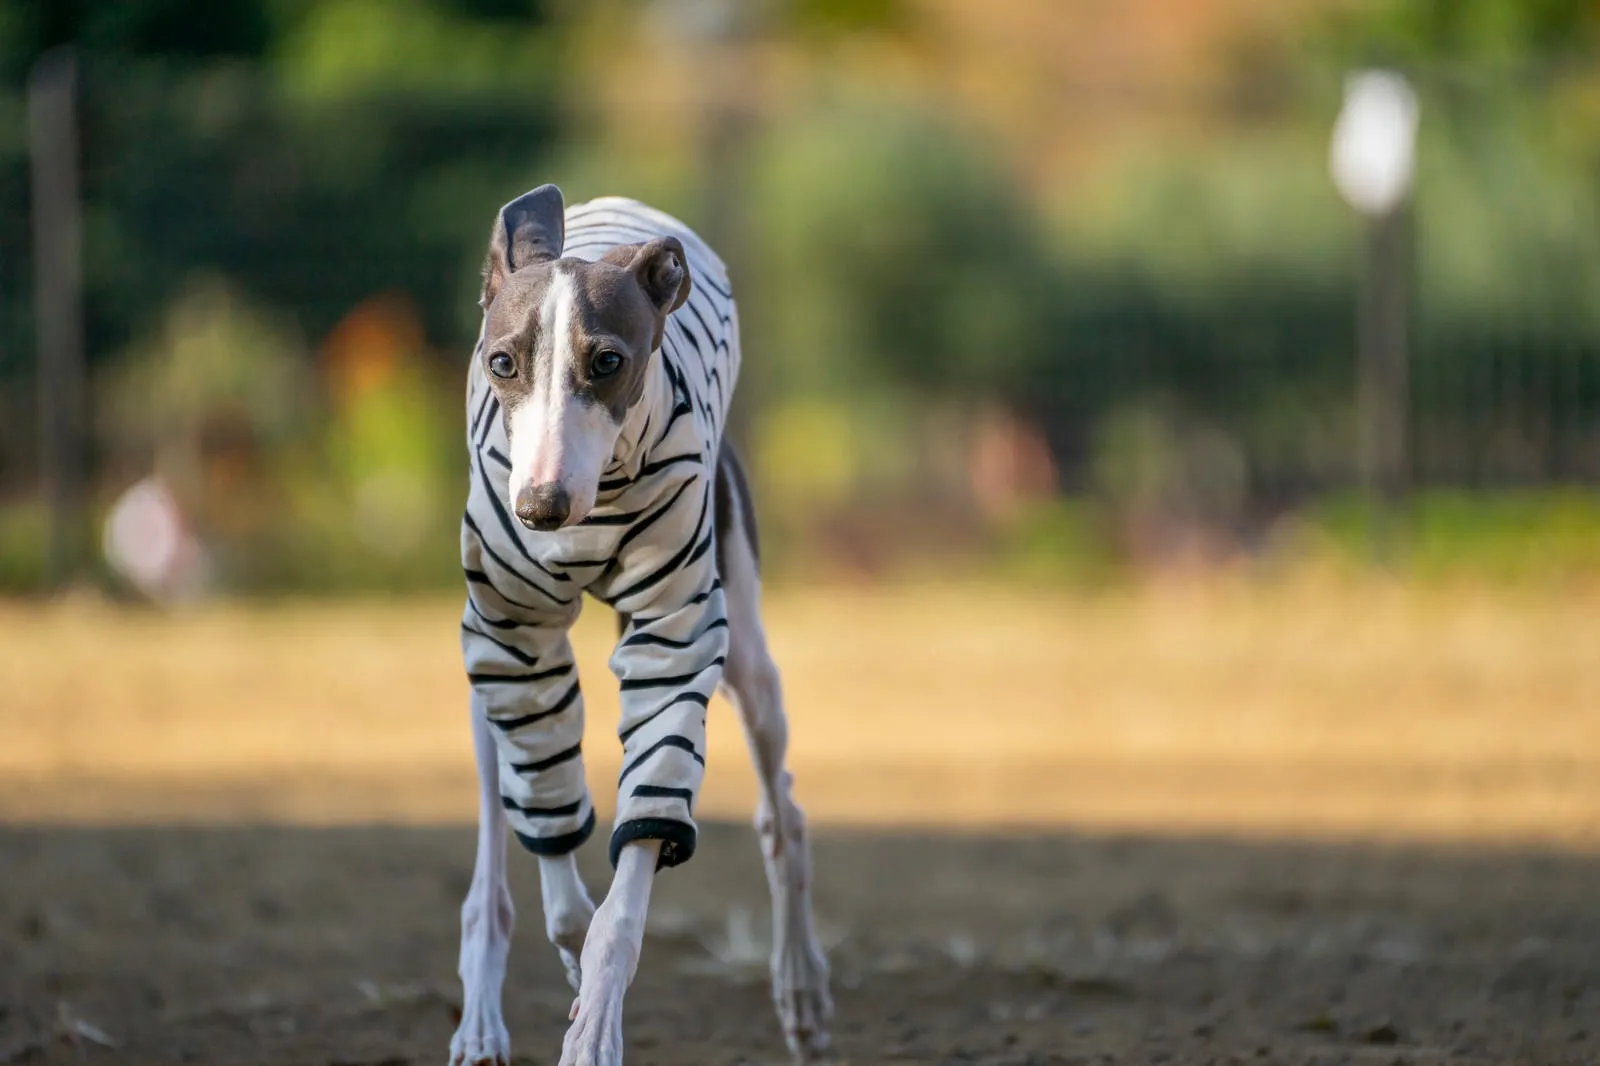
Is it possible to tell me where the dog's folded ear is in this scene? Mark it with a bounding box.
[482,184,565,307]
[603,237,692,319]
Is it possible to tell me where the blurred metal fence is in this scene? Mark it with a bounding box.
[1027,284,1600,499]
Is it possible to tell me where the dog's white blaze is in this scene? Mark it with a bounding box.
[506,269,618,525]
[551,400,617,525]
[505,273,569,504]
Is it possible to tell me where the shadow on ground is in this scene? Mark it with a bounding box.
[2,822,1596,1065]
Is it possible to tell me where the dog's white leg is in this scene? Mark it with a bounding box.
[451,696,515,1066]
[539,853,595,992]
[718,490,833,1062]
[557,840,660,1066]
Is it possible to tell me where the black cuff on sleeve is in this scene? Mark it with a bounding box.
[513,809,596,857]
[609,817,697,870]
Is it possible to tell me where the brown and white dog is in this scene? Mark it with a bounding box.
[450,186,830,1066]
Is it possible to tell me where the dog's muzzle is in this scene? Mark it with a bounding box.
[515,483,572,531]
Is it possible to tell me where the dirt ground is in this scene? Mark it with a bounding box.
[3,823,1599,1066]
[1,582,1598,1064]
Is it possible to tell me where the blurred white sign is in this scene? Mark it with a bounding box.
[1330,70,1419,217]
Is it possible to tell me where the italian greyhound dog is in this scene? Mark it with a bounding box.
[450,184,831,1066]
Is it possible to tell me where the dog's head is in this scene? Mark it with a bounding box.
[479,185,691,531]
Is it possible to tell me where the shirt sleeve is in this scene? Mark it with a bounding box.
[460,514,596,855]
[591,477,729,868]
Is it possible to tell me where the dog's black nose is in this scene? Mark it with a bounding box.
[515,483,571,530]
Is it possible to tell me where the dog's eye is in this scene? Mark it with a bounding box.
[591,350,623,378]
[488,352,515,379]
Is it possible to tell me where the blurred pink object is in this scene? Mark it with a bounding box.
[101,476,210,603]
[969,409,1057,522]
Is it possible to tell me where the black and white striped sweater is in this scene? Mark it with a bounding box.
[459,196,739,868]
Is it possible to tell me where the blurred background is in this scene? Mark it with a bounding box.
[4,3,1600,1063]
[3,0,1600,594]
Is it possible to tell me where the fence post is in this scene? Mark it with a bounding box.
[29,47,88,590]
[1330,70,1418,565]
[1358,204,1411,560]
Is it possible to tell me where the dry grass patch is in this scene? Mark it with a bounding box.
[1,577,1596,843]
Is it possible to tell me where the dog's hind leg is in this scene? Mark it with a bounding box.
[714,445,833,1061]
[450,694,515,1066]
[538,852,594,993]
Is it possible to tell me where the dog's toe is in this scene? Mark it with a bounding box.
[558,990,625,1066]
[774,938,833,1062]
[777,987,833,1062]
[449,998,511,1066]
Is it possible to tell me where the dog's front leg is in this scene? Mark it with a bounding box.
[558,839,661,1066]
[451,697,515,1066]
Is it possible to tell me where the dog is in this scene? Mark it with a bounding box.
[450,184,831,1066]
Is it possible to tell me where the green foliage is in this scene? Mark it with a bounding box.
[0,502,47,593]
[1305,490,1600,583]
[1055,126,1354,296]
[1319,0,1600,69]
[1,0,558,86]
[98,276,314,465]
[990,500,1122,588]
[1024,46,1600,506]
[0,0,271,85]
[748,102,1050,400]
[4,0,1600,592]
[986,490,1600,590]
[274,0,559,100]
[1412,98,1600,328]
[1091,402,1248,528]
[782,0,911,37]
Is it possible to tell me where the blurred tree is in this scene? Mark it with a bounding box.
[0,0,569,380]
[0,0,567,579]
[274,0,557,100]
[781,0,910,37]
[748,102,1050,400]
[5,0,1600,588]
[1318,0,1600,69]
[78,64,561,356]
[2,0,273,84]
[97,275,312,504]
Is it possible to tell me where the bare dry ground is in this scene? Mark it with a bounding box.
[1,580,1598,1065]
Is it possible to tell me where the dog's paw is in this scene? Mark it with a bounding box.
[557,985,625,1066]
[548,906,593,994]
[449,998,511,1066]
[773,936,833,1062]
